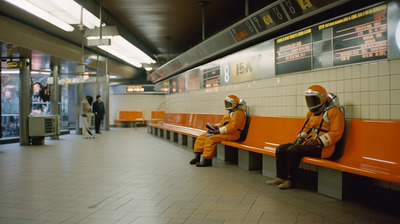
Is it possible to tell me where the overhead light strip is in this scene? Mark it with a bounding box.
[5,0,101,31]
[86,27,156,68]
[6,0,156,68]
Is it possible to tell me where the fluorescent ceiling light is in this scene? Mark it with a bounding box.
[86,26,156,68]
[5,0,101,31]
[1,70,20,75]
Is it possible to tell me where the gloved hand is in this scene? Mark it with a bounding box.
[294,137,304,145]
[302,138,320,147]
[208,129,220,135]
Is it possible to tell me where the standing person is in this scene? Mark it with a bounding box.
[81,95,94,139]
[266,85,345,189]
[189,94,247,167]
[92,95,105,134]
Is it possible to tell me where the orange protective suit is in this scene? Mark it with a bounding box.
[298,106,345,158]
[193,109,246,159]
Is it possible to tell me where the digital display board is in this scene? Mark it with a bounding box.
[331,4,387,66]
[251,4,288,32]
[203,66,220,88]
[275,28,312,74]
[282,0,343,20]
[277,3,388,74]
[231,20,257,42]
[313,4,388,68]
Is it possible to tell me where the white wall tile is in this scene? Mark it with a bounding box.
[391,105,400,119]
[352,65,361,79]
[353,92,361,106]
[344,79,352,93]
[344,66,352,80]
[379,105,390,119]
[360,77,369,92]
[360,63,369,78]
[352,78,361,92]
[369,77,379,91]
[379,61,390,76]
[391,75,400,90]
[390,59,400,75]
[369,62,379,77]
[336,67,344,80]
[336,80,344,93]
[360,105,370,119]
[379,76,390,90]
[370,91,379,105]
[379,90,390,105]
[360,91,370,105]
[391,90,400,104]
[353,106,361,119]
[370,105,379,119]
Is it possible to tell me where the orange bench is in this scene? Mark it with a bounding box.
[218,116,304,170]
[114,111,147,128]
[219,116,400,199]
[148,113,224,148]
[150,110,165,124]
[301,119,400,198]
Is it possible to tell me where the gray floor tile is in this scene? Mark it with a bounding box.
[0,127,399,224]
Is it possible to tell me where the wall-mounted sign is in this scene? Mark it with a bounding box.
[6,61,23,69]
[126,85,144,92]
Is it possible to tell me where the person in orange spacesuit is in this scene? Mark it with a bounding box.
[267,85,345,189]
[190,94,247,167]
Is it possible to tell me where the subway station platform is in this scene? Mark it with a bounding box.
[1,128,399,224]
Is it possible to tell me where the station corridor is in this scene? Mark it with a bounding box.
[1,128,399,224]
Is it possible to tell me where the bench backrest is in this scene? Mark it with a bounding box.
[151,111,165,122]
[119,111,143,121]
[339,119,400,176]
[162,113,189,125]
[243,116,305,148]
[190,113,224,130]
[162,113,224,130]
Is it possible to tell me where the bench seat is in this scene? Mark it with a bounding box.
[114,111,147,128]
[220,116,400,199]
[148,113,223,147]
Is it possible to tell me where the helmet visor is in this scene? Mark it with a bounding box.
[225,100,233,110]
[305,95,322,110]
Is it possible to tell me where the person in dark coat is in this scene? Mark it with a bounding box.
[92,95,105,134]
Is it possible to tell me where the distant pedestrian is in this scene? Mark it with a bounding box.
[92,95,105,134]
[81,95,94,139]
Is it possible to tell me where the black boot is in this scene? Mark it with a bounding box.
[189,152,201,165]
[196,158,212,167]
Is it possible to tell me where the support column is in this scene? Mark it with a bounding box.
[75,83,83,134]
[51,65,60,139]
[104,58,110,131]
[103,76,110,131]
[19,58,31,145]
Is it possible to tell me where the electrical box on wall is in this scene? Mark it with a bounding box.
[28,115,58,137]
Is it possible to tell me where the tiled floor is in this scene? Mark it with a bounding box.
[0,127,399,224]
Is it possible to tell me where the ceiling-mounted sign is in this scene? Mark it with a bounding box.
[251,4,288,32]
[282,0,344,20]
[231,20,257,42]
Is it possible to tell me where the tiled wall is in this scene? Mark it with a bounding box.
[165,59,400,120]
[109,94,166,124]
